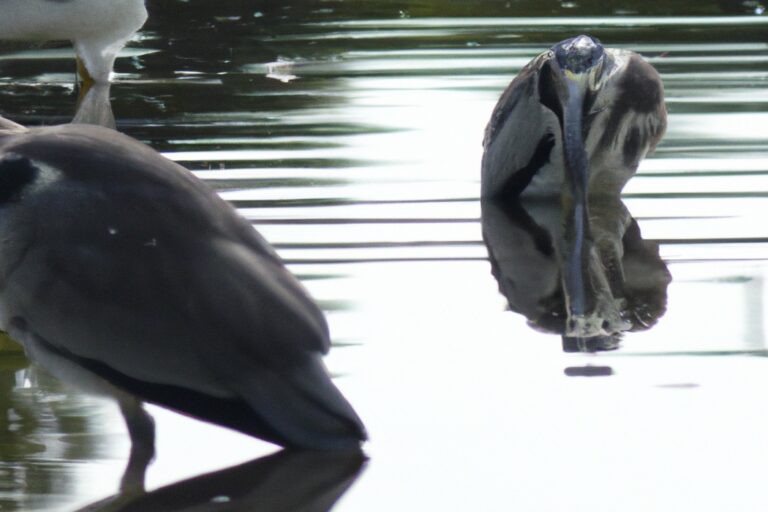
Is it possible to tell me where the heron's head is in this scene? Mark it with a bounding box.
[536,35,607,196]
[552,35,605,86]
[537,35,610,125]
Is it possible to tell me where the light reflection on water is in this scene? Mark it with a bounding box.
[1,3,768,511]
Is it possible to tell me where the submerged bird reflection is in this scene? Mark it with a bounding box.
[0,351,366,512]
[78,449,367,512]
[482,197,671,352]
[0,351,109,512]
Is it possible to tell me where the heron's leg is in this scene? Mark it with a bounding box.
[117,396,155,494]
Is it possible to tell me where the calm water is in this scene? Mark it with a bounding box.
[1,1,768,510]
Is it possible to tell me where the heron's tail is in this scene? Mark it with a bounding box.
[240,355,367,450]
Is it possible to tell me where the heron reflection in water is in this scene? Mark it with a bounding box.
[482,198,671,352]
[80,449,367,512]
[0,115,366,492]
[481,35,667,348]
[0,351,366,511]
[0,0,148,127]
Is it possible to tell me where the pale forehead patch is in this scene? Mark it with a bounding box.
[566,35,598,52]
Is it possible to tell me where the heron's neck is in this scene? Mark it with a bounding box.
[562,81,589,203]
[561,81,591,317]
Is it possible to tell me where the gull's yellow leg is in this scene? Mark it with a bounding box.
[76,56,95,102]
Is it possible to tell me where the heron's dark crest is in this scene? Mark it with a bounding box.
[552,35,605,74]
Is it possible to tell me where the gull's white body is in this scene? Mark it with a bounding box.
[0,0,147,82]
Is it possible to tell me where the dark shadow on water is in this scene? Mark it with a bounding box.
[564,366,615,377]
[482,197,672,353]
[78,449,367,512]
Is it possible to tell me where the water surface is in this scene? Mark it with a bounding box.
[1,1,767,510]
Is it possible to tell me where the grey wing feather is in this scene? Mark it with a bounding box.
[185,240,365,448]
[187,237,331,359]
[483,53,547,148]
[0,126,329,389]
[481,52,556,198]
[595,51,667,165]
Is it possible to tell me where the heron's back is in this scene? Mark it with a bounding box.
[0,123,366,449]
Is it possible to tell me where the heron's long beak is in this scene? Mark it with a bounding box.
[560,71,592,323]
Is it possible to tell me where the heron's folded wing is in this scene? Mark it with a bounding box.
[481,53,557,197]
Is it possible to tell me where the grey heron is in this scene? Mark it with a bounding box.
[481,35,667,338]
[0,116,366,489]
[0,0,147,85]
